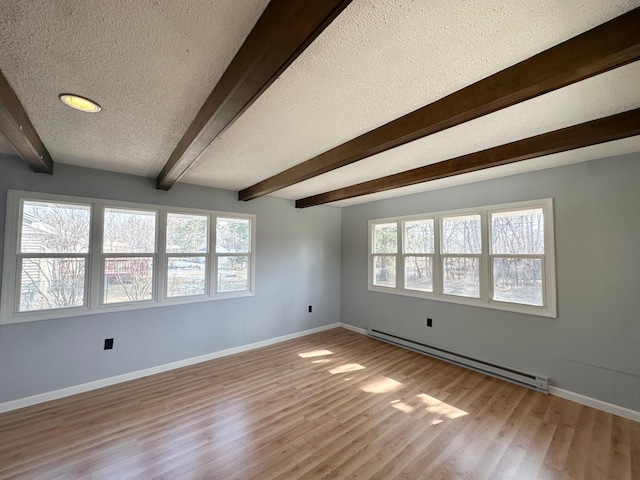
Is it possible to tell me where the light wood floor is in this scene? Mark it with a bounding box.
[0,328,638,479]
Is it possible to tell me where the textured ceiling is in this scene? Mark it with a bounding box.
[0,0,270,176]
[1,0,639,206]
[278,60,640,203]
[328,136,640,207]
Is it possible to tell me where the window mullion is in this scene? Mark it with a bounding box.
[543,200,555,315]
[540,260,547,308]
[481,210,490,304]
[207,213,212,297]
[434,216,441,297]
[397,221,403,290]
[157,210,167,301]
[89,204,103,310]
[491,254,545,259]
[18,253,87,259]
[3,194,21,320]
[101,253,155,258]
[211,215,217,296]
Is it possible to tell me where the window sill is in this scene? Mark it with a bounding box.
[367,285,556,318]
[0,290,255,325]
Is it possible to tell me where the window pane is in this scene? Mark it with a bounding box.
[404,219,434,254]
[373,223,397,254]
[493,258,543,306]
[442,215,481,254]
[167,213,208,253]
[103,208,156,253]
[21,201,90,253]
[216,218,250,253]
[405,256,433,292]
[103,257,153,303]
[491,208,544,254]
[19,258,85,311]
[217,256,249,292]
[373,255,396,287]
[167,257,206,297]
[443,257,480,297]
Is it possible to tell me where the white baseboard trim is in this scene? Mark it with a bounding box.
[548,386,640,423]
[348,324,640,422]
[3,322,638,423]
[0,322,340,414]
[339,322,367,335]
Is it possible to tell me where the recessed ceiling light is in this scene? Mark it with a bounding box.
[59,94,102,113]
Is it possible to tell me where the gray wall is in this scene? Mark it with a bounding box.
[2,152,639,411]
[0,155,341,403]
[341,154,640,411]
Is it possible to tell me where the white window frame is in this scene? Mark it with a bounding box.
[164,211,210,300]
[402,218,435,293]
[370,222,400,288]
[1,190,256,324]
[100,206,158,307]
[214,216,254,296]
[440,212,483,300]
[368,198,556,318]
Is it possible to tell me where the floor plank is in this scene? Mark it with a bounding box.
[0,328,637,479]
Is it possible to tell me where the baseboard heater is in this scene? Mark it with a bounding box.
[368,328,548,393]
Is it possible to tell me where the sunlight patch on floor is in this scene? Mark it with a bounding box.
[361,377,402,393]
[390,399,414,413]
[417,393,468,419]
[312,359,332,364]
[298,349,333,358]
[329,363,366,374]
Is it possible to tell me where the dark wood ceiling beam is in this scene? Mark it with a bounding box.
[0,70,53,173]
[295,109,640,208]
[156,0,353,190]
[240,7,640,201]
